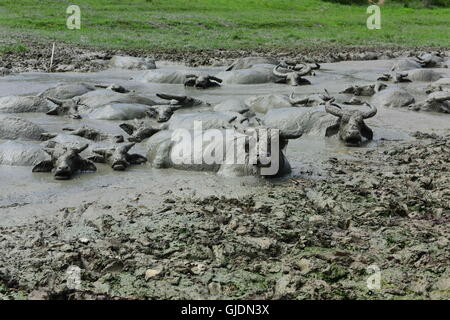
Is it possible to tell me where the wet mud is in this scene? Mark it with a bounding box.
[0,54,449,300]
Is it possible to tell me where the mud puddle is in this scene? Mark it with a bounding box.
[1,59,450,225]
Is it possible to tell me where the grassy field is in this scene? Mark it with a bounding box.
[0,0,449,52]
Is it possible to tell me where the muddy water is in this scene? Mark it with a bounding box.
[1,59,449,225]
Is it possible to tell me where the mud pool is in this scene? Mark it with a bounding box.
[1,58,449,226]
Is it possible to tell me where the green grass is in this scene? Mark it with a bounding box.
[0,0,448,51]
[0,44,28,54]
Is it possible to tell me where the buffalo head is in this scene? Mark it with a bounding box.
[324,100,377,147]
[377,72,411,83]
[32,144,96,180]
[184,75,222,89]
[154,93,209,122]
[340,82,387,96]
[89,143,147,171]
[273,64,317,86]
[239,126,303,177]
[69,126,124,143]
[94,83,130,93]
[119,122,164,142]
[45,96,82,119]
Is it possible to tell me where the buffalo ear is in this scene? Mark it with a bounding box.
[119,123,136,135]
[361,122,374,141]
[127,154,147,165]
[32,160,54,172]
[325,121,340,137]
[46,107,59,115]
[184,78,196,87]
[79,160,97,172]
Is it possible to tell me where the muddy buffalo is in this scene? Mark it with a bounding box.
[89,143,147,171]
[32,144,97,180]
[263,99,377,146]
[144,127,302,177]
[184,74,222,89]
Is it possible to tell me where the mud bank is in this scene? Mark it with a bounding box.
[0,134,448,300]
[1,39,449,74]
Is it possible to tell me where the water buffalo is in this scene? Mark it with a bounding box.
[288,90,333,107]
[377,72,411,83]
[0,96,50,113]
[244,94,291,114]
[45,96,81,118]
[280,61,321,73]
[406,69,442,82]
[89,103,155,120]
[63,126,124,143]
[156,93,206,108]
[165,112,248,130]
[44,90,158,118]
[158,94,250,120]
[410,89,450,113]
[263,99,377,146]
[225,57,279,71]
[0,140,47,166]
[340,82,387,96]
[144,127,302,177]
[184,74,222,89]
[215,64,277,84]
[38,82,96,100]
[371,88,415,108]
[137,69,207,84]
[32,144,97,180]
[323,100,377,146]
[244,92,330,114]
[152,93,210,122]
[41,84,135,120]
[119,121,164,143]
[272,64,318,86]
[0,116,46,140]
[213,99,252,116]
[415,53,448,68]
[119,110,247,143]
[391,59,423,71]
[426,78,450,93]
[76,90,158,110]
[88,143,147,171]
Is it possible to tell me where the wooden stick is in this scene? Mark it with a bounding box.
[49,42,55,72]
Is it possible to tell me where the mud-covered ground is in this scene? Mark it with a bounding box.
[1,35,449,73]
[0,40,449,299]
[1,132,448,300]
